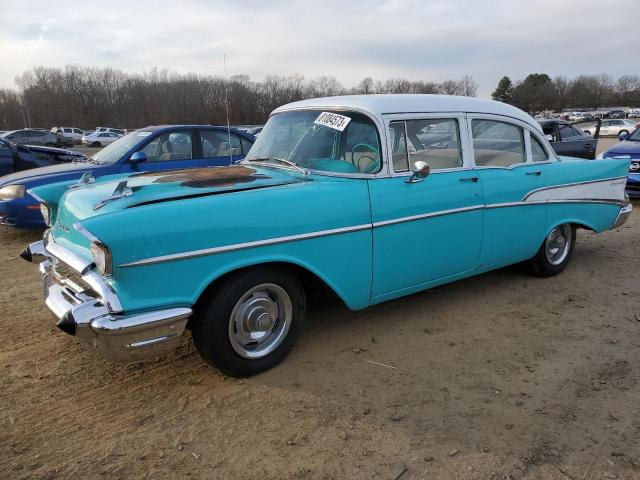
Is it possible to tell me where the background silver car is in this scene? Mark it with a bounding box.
[1,128,71,147]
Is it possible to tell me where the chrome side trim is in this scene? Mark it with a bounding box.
[522,176,628,200]
[371,204,483,228]
[117,197,627,268]
[119,223,372,267]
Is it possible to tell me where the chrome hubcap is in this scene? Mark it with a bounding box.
[228,283,292,359]
[545,224,571,266]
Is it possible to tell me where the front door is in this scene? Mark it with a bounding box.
[369,116,484,301]
[120,129,202,173]
[469,117,548,266]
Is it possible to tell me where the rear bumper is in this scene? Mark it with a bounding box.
[23,237,192,362]
[611,202,633,229]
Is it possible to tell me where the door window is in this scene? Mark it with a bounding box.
[471,119,525,167]
[142,131,193,162]
[389,119,462,172]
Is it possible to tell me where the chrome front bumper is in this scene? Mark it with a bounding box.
[23,236,192,363]
[611,202,633,229]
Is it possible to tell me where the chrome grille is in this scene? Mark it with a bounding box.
[51,259,96,297]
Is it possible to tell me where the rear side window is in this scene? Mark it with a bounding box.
[200,130,243,158]
[472,119,525,167]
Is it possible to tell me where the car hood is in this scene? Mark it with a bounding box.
[604,141,640,158]
[24,145,85,157]
[0,161,97,187]
[60,165,306,221]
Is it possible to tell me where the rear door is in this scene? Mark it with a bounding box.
[471,116,548,266]
[556,124,597,159]
[198,129,251,166]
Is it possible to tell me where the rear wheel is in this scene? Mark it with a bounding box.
[619,129,629,137]
[192,267,306,377]
[528,223,576,277]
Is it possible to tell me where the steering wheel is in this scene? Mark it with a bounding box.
[350,143,380,172]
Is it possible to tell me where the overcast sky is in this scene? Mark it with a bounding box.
[0,0,637,97]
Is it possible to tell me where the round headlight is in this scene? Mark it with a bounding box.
[0,184,26,200]
[90,241,112,276]
[40,203,51,226]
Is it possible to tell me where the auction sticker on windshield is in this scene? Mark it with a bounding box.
[314,112,351,132]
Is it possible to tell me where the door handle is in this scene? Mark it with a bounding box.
[459,176,479,182]
[526,171,542,176]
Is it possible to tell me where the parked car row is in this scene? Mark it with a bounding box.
[0,94,630,378]
[0,125,254,228]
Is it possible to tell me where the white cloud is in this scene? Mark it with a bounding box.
[0,0,637,97]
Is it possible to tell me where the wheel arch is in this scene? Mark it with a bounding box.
[191,256,362,318]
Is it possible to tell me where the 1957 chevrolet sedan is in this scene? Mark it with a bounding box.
[22,95,632,377]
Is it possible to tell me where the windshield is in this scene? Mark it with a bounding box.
[627,127,640,141]
[245,110,382,174]
[89,131,147,164]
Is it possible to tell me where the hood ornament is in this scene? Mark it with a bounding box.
[69,171,96,189]
[94,180,133,210]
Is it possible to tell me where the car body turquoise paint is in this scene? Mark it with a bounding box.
[25,95,632,365]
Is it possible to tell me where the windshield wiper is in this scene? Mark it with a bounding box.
[246,157,308,177]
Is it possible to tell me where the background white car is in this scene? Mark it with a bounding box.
[584,119,639,137]
[51,127,86,144]
[81,131,122,147]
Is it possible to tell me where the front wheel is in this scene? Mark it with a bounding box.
[92,141,101,147]
[528,224,576,277]
[192,267,306,377]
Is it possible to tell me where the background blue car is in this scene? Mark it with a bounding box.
[0,125,254,229]
[600,128,640,198]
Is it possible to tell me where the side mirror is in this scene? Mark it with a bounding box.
[405,160,430,184]
[545,134,554,142]
[128,151,147,164]
[618,131,629,141]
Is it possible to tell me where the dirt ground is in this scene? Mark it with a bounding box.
[1,208,639,480]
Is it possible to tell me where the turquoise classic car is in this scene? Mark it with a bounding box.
[22,95,632,377]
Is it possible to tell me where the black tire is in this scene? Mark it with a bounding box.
[619,130,629,137]
[92,141,101,147]
[528,223,576,277]
[192,267,306,377]
[45,142,55,147]
[584,130,591,135]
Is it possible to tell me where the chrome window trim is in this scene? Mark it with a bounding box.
[118,197,625,268]
[382,112,471,176]
[467,114,529,168]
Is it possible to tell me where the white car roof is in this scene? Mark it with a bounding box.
[273,94,540,131]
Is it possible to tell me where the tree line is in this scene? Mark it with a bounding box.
[492,73,640,113]
[0,65,479,130]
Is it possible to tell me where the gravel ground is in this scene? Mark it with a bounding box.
[1,206,639,479]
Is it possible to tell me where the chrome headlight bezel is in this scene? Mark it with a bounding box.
[90,241,113,277]
[40,203,51,226]
[0,184,26,200]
